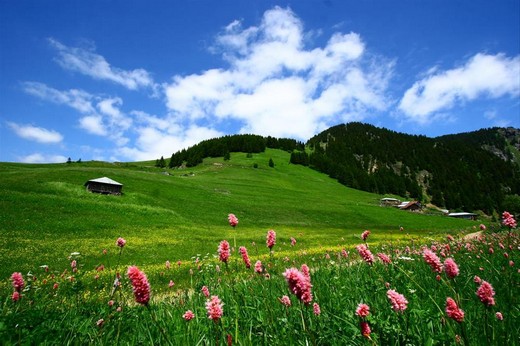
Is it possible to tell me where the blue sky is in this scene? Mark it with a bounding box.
[1,1,519,163]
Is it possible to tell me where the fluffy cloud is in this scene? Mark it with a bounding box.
[19,153,68,164]
[165,6,392,140]
[399,53,520,124]
[49,38,156,91]
[8,122,63,143]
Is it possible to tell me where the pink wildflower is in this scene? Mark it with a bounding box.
[71,260,77,269]
[300,264,311,280]
[360,321,371,338]
[447,234,455,242]
[445,297,464,322]
[183,310,195,321]
[201,285,210,297]
[290,237,296,246]
[489,247,494,254]
[266,230,276,250]
[279,295,291,306]
[361,230,370,241]
[206,295,224,321]
[502,211,517,229]
[11,291,20,302]
[313,302,321,316]
[108,300,114,307]
[254,260,263,274]
[127,266,151,305]
[495,312,503,321]
[239,246,251,269]
[444,258,459,278]
[341,249,348,258]
[387,289,408,312]
[165,260,171,269]
[168,280,175,288]
[53,283,59,290]
[356,244,374,265]
[423,248,443,273]
[479,224,486,230]
[356,303,370,318]
[228,213,238,228]
[96,319,104,327]
[283,267,313,304]
[11,272,24,292]
[218,240,230,264]
[377,253,392,265]
[473,275,482,284]
[116,237,126,248]
[476,281,495,306]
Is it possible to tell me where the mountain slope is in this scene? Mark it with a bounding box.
[303,123,520,213]
[0,149,476,277]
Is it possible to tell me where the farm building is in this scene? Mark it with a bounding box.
[380,197,401,207]
[84,177,123,195]
[398,201,422,211]
[448,212,478,220]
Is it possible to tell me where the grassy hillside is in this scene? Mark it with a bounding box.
[0,149,477,278]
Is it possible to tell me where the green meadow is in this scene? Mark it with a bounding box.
[0,149,475,279]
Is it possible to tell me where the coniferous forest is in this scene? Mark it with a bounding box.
[166,123,520,215]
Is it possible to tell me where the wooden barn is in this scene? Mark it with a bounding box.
[84,177,123,195]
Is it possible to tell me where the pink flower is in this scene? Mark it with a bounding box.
[290,237,296,246]
[239,246,251,269]
[218,240,230,264]
[300,264,310,280]
[445,297,464,322]
[283,267,313,304]
[473,275,482,284]
[476,281,495,306]
[356,303,370,318]
[313,302,321,316]
[96,319,104,327]
[444,258,459,278]
[11,272,24,292]
[495,312,503,321]
[423,249,443,273]
[127,266,151,305]
[361,230,370,241]
[279,295,291,306]
[356,244,374,265]
[168,280,175,288]
[108,300,114,307]
[502,211,517,228]
[228,213,238,228]
[206,295,224,321]
[447,234,455,242]
[165,260,171,269]
[266,230,276,250]
[183,310,195,321]
[360,321,371,338]
[201,285,210,297]
[53,283,59,290]
[71,260,77,269]
[377,253,392,265]
[254,260,263,274]
[116,237,126,248]
[11,291,21,302]
[387,289,408,312]
[479,224,487,231]
[341,249,348,258]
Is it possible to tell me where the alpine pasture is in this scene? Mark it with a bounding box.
[0,149,517,345]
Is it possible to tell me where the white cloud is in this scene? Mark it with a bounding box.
[8,122,63,143]
[165,6,392,140]
[399,53,520,124]
[22,82,95,114]
[79,115,106,136]
[48,38,156,91]
[19,153,68,164]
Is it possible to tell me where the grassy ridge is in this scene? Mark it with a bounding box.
[0,149,475,278]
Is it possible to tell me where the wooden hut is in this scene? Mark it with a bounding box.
[84,177,123,195]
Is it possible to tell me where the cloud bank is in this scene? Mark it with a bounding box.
[165,6,393,140]
[399,53,520,124]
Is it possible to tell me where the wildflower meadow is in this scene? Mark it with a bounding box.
[1,212,518,345]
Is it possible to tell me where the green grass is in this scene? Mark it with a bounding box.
[0,149,476,279]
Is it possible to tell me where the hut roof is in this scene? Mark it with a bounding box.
[85,177,123,186]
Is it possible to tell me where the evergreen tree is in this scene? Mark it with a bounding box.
[269,158,275,168]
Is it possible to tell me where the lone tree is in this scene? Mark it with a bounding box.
[268,158,275,168]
